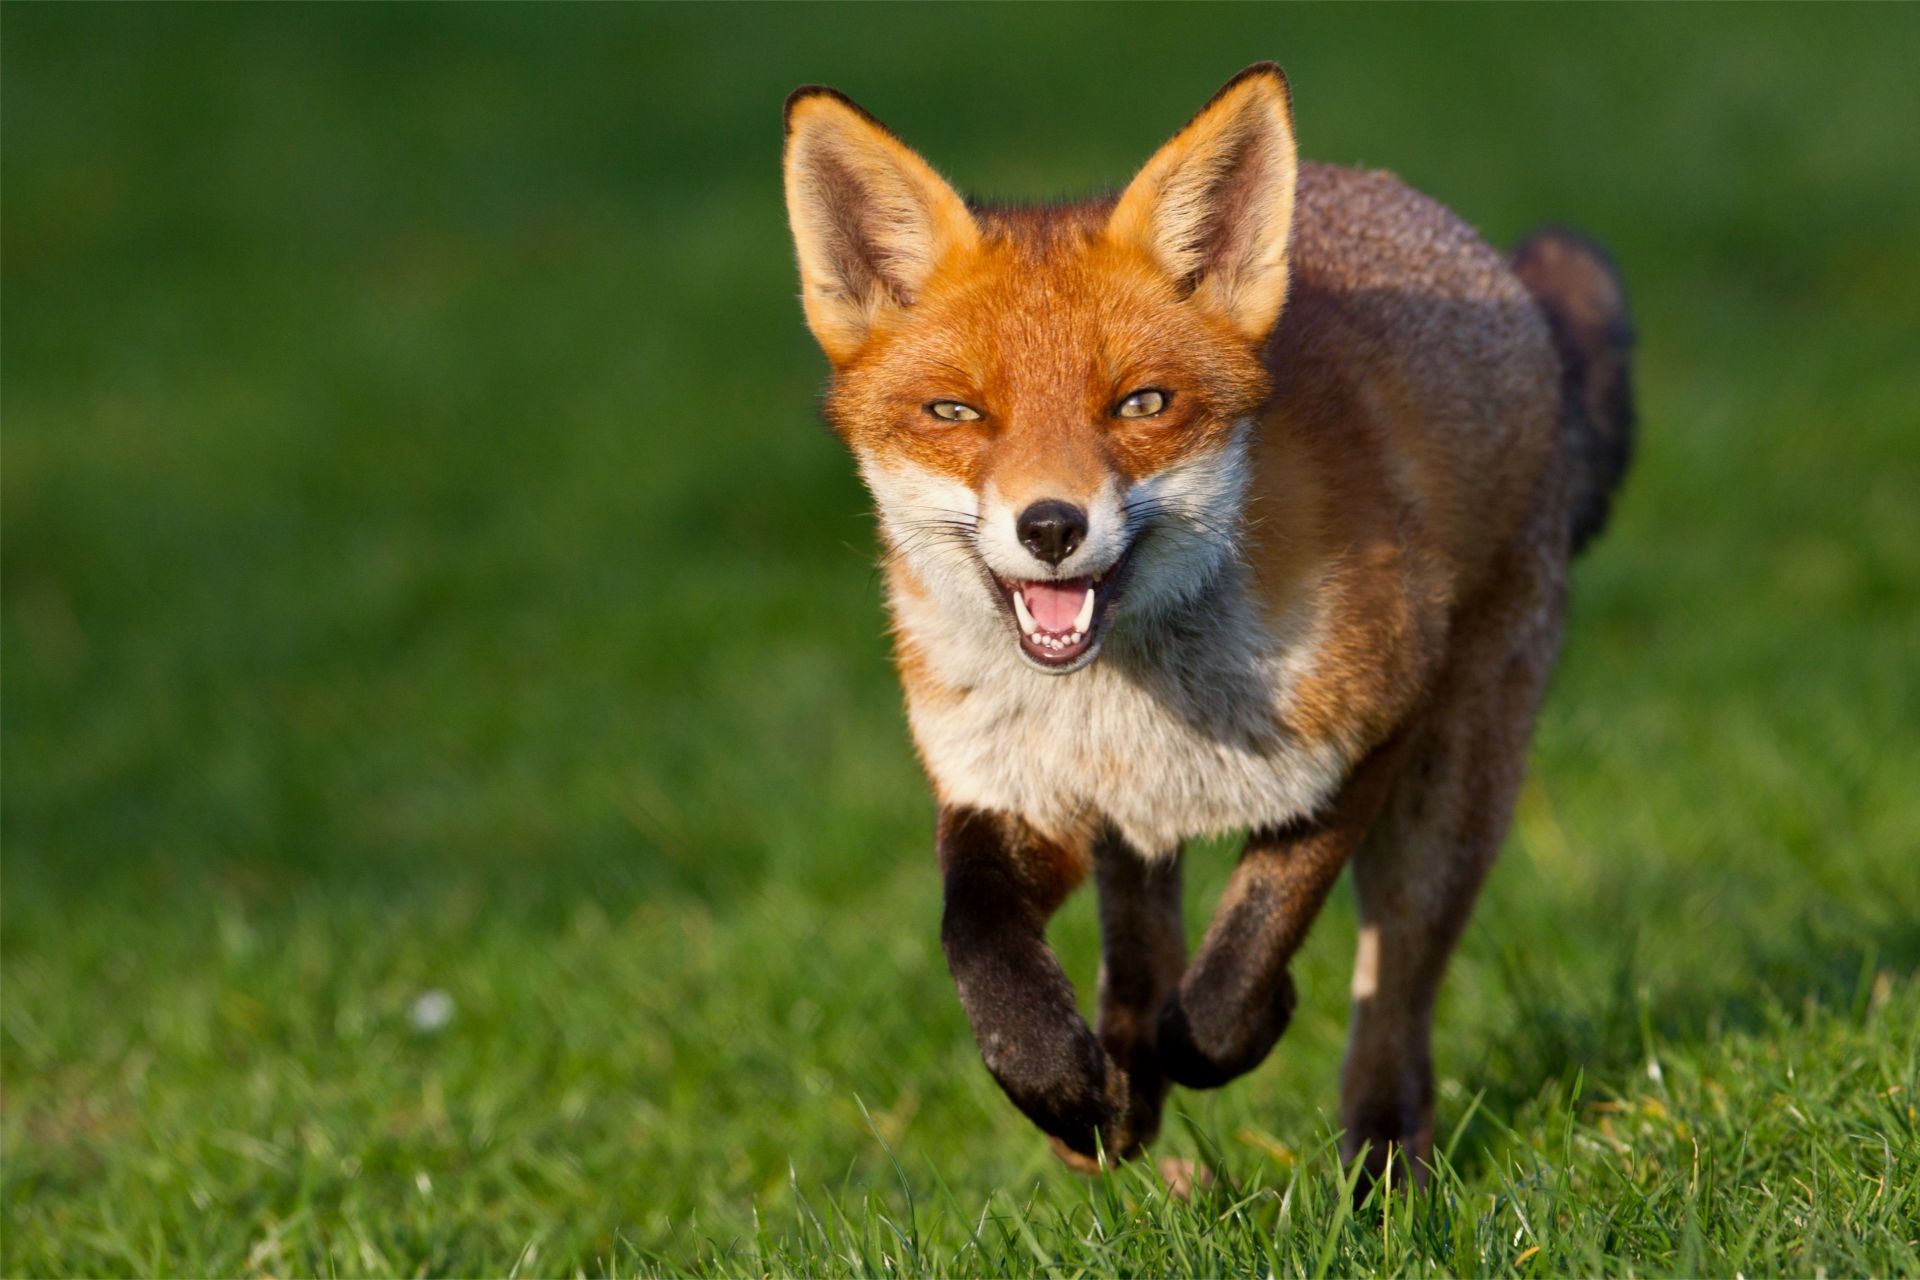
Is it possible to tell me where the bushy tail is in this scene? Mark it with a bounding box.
[1511,227,1637,554]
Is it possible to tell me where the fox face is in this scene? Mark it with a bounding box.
[785,69,1297,673]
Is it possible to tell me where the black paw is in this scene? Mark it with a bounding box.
[1111,1048,1170,1154]
[979,1013,1130,1161]
[1153,971,1297,1089]
[1341,1101,1433,1205]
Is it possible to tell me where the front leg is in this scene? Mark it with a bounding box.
[1093,833,1186,1149]
[938,807,1133,1164]
[1156,742,1405,1089]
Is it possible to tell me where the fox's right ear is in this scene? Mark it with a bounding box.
[783,87,979,364]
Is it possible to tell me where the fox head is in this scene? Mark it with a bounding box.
[783,66,1297,674]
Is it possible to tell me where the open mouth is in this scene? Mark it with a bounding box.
[992,551,1134,671]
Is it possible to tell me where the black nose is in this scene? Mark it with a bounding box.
[1016,500,1089,567]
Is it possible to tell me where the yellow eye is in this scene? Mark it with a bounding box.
[1115,389,1170,419]
[927,401,983,423]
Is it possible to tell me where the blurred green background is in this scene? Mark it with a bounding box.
[4,5,1917,1275]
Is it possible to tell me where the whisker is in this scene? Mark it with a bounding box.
[1121,497,1246,562]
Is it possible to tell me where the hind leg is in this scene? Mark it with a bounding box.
[1340,543,1566,1190]
[1341,766,1500,1189]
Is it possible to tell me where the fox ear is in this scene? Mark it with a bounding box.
[783,87,980,364]
[1108,64,1299,341]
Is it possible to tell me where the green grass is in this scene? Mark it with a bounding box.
[4,5,1918,1275]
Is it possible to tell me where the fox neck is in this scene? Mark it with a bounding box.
[881,507,1340,855]
[870,423,1355,852]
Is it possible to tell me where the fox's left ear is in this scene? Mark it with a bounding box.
[783,87,980,364]
[1108,63,1299,342]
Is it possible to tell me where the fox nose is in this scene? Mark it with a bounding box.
[1016,500,1089,567]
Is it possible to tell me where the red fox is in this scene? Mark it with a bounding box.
[781,64,1634,1188]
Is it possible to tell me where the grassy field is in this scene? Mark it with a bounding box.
[4,5,1918,1275]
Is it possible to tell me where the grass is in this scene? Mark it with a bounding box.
[4,5,1918,1275]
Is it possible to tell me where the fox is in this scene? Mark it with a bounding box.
[780,63,1634,1188]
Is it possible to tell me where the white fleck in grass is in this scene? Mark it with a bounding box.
[408,989,455,1034]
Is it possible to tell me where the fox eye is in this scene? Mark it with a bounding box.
[1114,388,1170,419]
[926,401,983,423]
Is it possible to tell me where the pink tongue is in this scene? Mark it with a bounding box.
[1023,579,1088,632]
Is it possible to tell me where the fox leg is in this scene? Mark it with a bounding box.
[938,806,1139,1164]
[1338,808,1480,1194]
[1154,745,1405,1090]
[1341,723,1533,1190]
[1091,834,1186,1150]
[1341,537,1566,1191]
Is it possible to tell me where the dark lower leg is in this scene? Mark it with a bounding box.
[1156,743,1405,1091]
[1340,801,1500,1195]
[938,807,1133,1162]
[1340,977,1438,1190]
[1092,835,1186,1149]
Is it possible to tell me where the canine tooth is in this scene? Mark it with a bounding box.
[1073,587,1095,633]
[1013,590,1037,635]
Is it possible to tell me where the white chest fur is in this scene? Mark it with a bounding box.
[894,575,1347,855]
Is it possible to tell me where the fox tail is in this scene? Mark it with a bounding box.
[1511,227,1638,554]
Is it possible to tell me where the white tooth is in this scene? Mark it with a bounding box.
[1069,631,1081,644]
[1030,631,1044,645]
[1013,590,1037,635]
[1073,587,1095,634]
